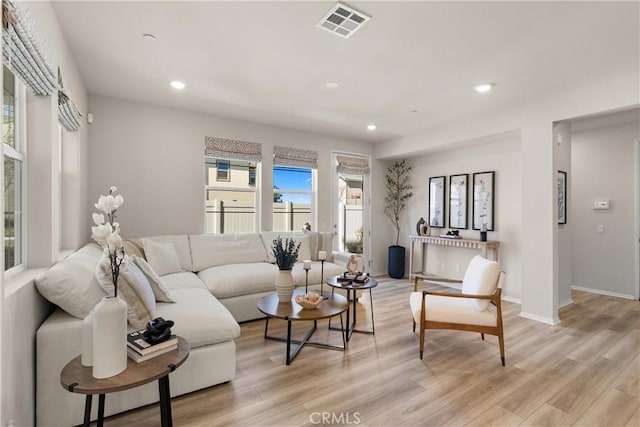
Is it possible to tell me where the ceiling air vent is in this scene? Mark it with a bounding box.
[316,2,371,39]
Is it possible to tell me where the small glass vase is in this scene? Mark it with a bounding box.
[276,270,295,303]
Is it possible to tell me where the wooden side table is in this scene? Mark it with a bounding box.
[60,336,190,427]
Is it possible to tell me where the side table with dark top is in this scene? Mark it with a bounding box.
[257,288,348,365]
[326,276,378,341]
[60,336,190,427]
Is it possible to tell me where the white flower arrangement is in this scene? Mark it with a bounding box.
[91,186,128,297]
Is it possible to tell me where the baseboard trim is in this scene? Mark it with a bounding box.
[558,299,574,308]
[519,311,560,325]
[571,286,636,300]
[501,295,521,305]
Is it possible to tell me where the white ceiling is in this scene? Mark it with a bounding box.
[51,1,639,143]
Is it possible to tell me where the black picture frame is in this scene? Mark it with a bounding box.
[558,170,567,224]
[449,174,468,229]
[428,176,446,228]
[472,171,495,231]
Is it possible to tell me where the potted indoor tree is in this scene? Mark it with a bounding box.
[384,160,413,278]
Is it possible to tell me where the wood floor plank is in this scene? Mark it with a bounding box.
[102,285,638,427]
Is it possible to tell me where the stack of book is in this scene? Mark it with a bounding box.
[126,330,178,363]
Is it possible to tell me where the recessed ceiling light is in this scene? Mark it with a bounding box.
[474,83,494,93]
[367,124,377,131]
[170,80,186,90]
[142,33,157,42]
[325,82,340,89]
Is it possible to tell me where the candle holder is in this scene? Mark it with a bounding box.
[319,259,329,299]
[304,266,310,293]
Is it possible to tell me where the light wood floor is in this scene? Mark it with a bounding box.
[107,279,639,426]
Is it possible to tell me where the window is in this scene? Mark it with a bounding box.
[248,165,256,187]
[205,158,258,233]
[216,160,230,181]
[3,66,24,271]
[273,166,314,231]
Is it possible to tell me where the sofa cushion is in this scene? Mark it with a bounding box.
[35,244,107,319]
[131,256,175,302]
[155,288,240,349]
[260,232,311,263]
[160,271,207,291]
[144,235,193,271]
[461,255,500,311]
[190,233,268,271]
[123,238,145,258]
[116,262,156,328]
[409,292,497,327]
[198,263,278,298]
[306,231,334,261]
[143,239,183,277]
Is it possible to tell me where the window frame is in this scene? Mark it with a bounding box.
[216,159,230,182]
[3,66,27,276]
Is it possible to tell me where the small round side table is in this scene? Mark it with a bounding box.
[60,336,190,427]
[326,276,378,341]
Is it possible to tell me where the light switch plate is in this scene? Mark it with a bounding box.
[593,200,609,210]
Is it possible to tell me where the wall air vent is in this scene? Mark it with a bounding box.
[316,2,371,39]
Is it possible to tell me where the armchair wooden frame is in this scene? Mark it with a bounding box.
[412,272,506,366]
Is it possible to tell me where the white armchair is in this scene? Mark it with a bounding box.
[409,255,506,366]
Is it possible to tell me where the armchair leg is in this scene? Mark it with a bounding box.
[498,332,505,366]
[412,320,416,333]
[419,320,425,360]
[481,333,485,341]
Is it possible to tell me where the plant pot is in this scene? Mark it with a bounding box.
[276,270,295,303]
[92,296,127,379]
[388,245,406,279]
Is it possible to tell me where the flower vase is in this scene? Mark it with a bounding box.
[81,311,93,367]
[92,296,127,378]
[276,270,295,303]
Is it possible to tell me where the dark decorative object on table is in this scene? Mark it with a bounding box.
[416,217,425,235]
[143,317,175,344]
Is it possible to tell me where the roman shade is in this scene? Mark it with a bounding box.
[336,154,370,175]
[273,146,318,169]
[205,136,262,162]
[2,0,57,95]
[58,68,82,131]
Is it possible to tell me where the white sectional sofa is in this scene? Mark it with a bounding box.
[35,231,348,426]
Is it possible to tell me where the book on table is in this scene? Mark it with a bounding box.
[127,329,178,356]
[127,345,177,363]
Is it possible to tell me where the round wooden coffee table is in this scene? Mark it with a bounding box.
[60,336,190,427]
[257,288,348,365]
[326,276,378,341]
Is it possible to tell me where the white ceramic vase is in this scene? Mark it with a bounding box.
[81,311,93,367]
[276,270,295,303]
[92,296,127,378]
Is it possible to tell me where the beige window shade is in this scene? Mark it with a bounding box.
[205,136,262,162]
[2,0,57,95]
[58,68,82,131]
[336,155,370,175]
[273,146,318,169]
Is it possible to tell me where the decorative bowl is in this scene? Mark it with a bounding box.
[295,293,323,309]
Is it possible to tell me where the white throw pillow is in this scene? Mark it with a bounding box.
[461,255,500,311]
[142,239,183,277]
[132,256,175,302]
[261,232,311,264]
[97,259,156,329]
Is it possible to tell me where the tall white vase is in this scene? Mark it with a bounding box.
[81,311,93,367]
[92,296,127,378]
[276,270,295,303]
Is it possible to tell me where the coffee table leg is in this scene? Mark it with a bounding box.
[369,288,375,334]
[286,319,292,365]
[158,375,173,427]
[97,394,105,427]
[83,395,92,427]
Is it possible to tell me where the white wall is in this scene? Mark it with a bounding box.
[570,111,640,298]
[405,134,523,301]
[86,95,374,235]
[555,122,572,307]
[1,2,89,426]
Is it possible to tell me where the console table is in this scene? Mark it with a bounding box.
[408,235,500,280]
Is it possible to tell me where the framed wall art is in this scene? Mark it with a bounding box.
[472,171,495,231]
[557,170,567,224]
[449,174,468,229]
[428,176,446,228]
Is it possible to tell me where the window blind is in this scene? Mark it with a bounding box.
[336,155,370,175]
[205,136,262,162]
[273,146,318,169]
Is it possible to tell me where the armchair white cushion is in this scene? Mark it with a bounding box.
[409,293,497,327]
[461,255,500,310]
